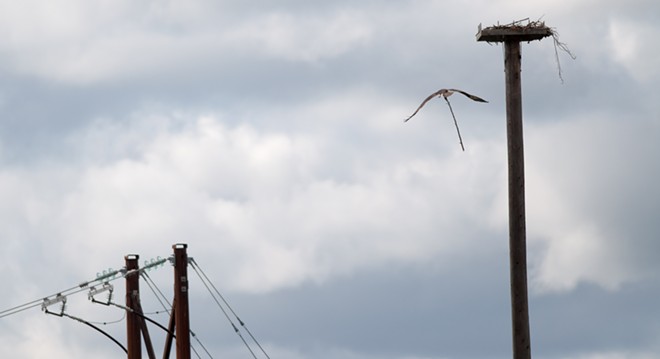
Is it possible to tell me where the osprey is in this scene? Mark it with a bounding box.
[404,88,488,151]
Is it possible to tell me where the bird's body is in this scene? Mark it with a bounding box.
[404,88,488,151]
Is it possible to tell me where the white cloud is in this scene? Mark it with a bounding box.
[226,11,372,63]
[531,222,629,292]
[0,310,119,359]
[2,1,660,357]
[0,0,371,84]
[525,113,660,292]
[540,350,658,359]
[0,108,507,294]
[609,19,660,81]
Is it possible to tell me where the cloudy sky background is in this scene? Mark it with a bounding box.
[1,0,659,358]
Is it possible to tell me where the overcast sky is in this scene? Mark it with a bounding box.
[1,0,659,358]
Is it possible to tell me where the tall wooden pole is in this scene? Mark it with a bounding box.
[136,301,157,359]
[173,244,191,359]
[126,254,142,359]
[477,22,552,359]
[504,40,531,359]
[162,301,176,359]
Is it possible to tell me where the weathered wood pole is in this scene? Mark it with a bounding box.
[162,301,176,359]
[173,243,191,359]
[504,39,531,359]
[476,23,552,359]
[126,254,142,359]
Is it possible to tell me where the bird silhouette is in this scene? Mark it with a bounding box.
[404,88,488,151]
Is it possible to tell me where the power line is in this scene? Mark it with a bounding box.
[141,271,172,310]
[0,300,43,319]
[60,313,129,354]
[191,264,257,359]
[191,259,271,359]
[86,312,126,326]
[2,249,271,359]
[40,296,128,355]
[101,298,207,358]
[1,283,88,319]
[190,330,214,359]
[141,269,214,358]
[190,258,270,359]
[1,257,169,320]
[106,301,173,335]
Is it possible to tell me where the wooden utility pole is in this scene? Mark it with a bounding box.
[126,254,158,359]
[477,21,552,359]
[162,301,176,359]
[126,254,142,359]
[173,244,191,359]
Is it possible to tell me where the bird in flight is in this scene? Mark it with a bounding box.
[404,88,488,151]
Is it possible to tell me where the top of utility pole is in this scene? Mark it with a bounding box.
[476,20,552,43]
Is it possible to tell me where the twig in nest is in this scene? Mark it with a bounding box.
[550,29,576,84]
[502,18,530,27]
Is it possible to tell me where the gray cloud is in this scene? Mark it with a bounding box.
[1,0,659,358]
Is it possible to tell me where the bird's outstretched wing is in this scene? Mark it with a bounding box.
[403,87,488,151]
[403,89,446,122]
[449,89,488,103]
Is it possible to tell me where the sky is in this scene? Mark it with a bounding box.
[0,0,659,358]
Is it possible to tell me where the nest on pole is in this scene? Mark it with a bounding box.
[476,18,553,43]
[476,18,576,83]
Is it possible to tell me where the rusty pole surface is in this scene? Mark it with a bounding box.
[162,302,176,359]
[126,254,142,359]
[136,301,157,359]
[504,40,531,359]
[173,244,191,359]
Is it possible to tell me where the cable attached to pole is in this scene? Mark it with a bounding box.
[190,258,270,359]
[1,257,168,320]
[194,268,257,358]
[141,271,172,310]
[60,313,129,354]
[141,269,214,358]
[41,294,128,354]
